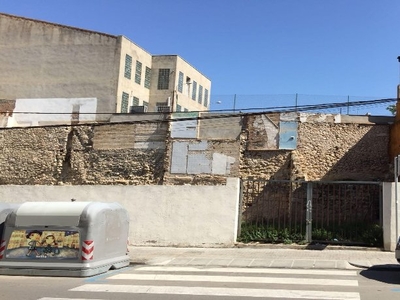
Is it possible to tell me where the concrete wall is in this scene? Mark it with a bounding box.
[0,178,241,247]
[0,13,120,120]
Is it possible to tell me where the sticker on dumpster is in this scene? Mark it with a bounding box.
[81,240,94,260]
[5,230,80,260]
[0,240,5,259]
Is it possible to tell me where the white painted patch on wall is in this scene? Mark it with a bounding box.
[212,153,235,175]
[8,98,97,127]
[171,141,235,175]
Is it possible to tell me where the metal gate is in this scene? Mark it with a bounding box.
[239,179,382,246]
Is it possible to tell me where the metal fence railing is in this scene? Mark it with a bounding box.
[210,94,395,116]
[239,179,382,246]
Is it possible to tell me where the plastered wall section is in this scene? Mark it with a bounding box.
[0,14,120,120]
[382,182,398,251]
[0,178,241,247]
[8,98,97,127]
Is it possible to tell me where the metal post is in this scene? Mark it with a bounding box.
[306,182,313,243]
[295,93,298,112]
[347,95,350,115]
[233,94,236,113]
[237,179,244,238]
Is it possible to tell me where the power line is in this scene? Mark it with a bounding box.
[0,97,396,130]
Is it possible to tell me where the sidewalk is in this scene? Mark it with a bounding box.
[128,244,400,270]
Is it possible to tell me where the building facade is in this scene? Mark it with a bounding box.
[0,13,211,122]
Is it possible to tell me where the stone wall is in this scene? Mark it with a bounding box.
[0,123,167,185]
[295,122,391,181]
[240,114,392,182]
[0,113,394,185]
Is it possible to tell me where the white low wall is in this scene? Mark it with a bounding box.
[383,182,399,251]
[0,178,240,247]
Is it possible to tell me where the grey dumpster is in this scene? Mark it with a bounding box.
[0,201,130,277]
[0,203,20,258]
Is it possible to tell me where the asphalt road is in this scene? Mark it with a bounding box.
[1,265,400,300]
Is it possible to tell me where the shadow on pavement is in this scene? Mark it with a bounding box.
[305,243,328,250]
[360,265,400,285]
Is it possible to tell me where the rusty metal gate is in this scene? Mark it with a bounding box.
[239,179,382,246]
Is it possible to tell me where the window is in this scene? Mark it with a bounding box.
[124,55,132,79]
[132,96,139,106]
[157,103,171,112]
[176,104,182,112]
[158,69,170,90]
[184,108,189,112]
[135,61,142,84]
[198,85,203,104]
[143,101,149,110]
[144,67,151,89]
[178,72,184,93]
[192,81,197,100]
[204,89,209,107]
[121,92,129,113]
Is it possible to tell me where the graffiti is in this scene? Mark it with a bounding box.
[5,229,80,260]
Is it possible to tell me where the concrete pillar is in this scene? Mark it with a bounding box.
[383,182,397,251]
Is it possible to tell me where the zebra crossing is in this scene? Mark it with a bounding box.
[39,265,361,300]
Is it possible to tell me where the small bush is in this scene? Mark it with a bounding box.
[238,222,383,247]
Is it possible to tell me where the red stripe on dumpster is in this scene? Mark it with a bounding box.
[0,240,5,259]
[81,240,94,260]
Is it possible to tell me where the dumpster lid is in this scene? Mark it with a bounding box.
[14,202,92,227]
[0,203,19,223]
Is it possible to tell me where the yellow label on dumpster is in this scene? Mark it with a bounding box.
[5,229,80,260]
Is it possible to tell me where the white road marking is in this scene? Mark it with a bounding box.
[70,284,360,300]
[108,273,358,286]
[133,266,358,276]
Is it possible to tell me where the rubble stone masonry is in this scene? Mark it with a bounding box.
[0,114,394,185]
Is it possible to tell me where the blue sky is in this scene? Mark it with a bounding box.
[1,0,399,115]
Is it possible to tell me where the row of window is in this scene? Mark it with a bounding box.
[124,54,151,89]
[123,59,209,108]
[176,104,189,112]
[177,71,209,107]
[121,92,149,113]
[121,92,198,113]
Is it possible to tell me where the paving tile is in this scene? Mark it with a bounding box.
[167,258,195,265]
[313,260,337,269]
[186,258,213,266]
[208,258,234,267]
[269,260,294,268]
[249,259,273,267]
[292,260,315,268]
[229,259,254,267]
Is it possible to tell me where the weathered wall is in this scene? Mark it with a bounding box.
[0,13,119,120]
[241,113,392,182]
[0,123,167,185]
[0,113,393,185]
[295,122,391,181]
